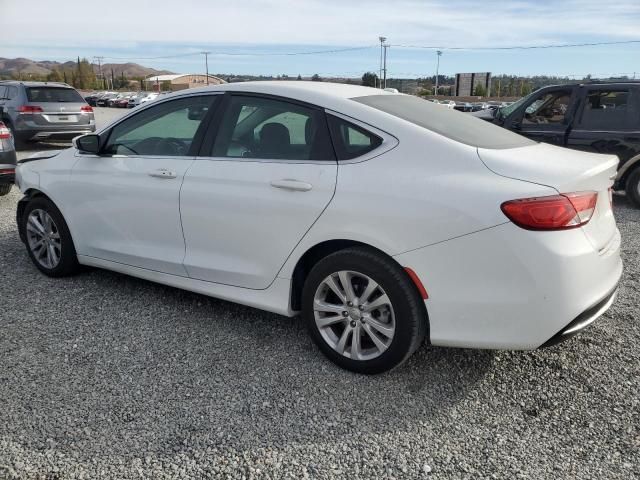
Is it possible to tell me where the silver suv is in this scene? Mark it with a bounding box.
[0,81,95,150]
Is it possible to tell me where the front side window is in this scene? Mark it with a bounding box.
[522,91,571,125]
[26,87,84,103]
[579,89,637,130]
[212,95,334,160]
[327,115,382,160]
[104,95,217,156]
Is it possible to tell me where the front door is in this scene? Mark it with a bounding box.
[507,88,576,146]
[68,94,219,275]
[180,94,337,289]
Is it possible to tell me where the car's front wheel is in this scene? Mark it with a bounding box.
[21,196,80,277]
[302,247,427,374]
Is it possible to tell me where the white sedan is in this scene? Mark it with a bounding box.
[15,82,622,373]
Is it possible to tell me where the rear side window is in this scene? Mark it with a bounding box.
[7,86,17,100]
[327,115,382,160]
[353,94,536,149]
[579,89,639,130]
[26,87,84,103]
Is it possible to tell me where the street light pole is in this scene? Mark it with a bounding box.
[383,43,389,89]
[378,36,387,89]
[201,51,211,85]
[435,50,442,96]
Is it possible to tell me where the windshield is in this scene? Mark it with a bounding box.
[496,90,537,120]
[353,94,535,149]
[26,87,84,103]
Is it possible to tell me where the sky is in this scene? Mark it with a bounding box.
[2,0,639,79]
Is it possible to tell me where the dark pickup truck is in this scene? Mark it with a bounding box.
[475,82,640,207]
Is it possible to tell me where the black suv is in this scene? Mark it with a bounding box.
[0,81,95,150]
[478,82,640,207]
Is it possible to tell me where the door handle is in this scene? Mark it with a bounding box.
[148,168,177,179]
[270,179,313,192]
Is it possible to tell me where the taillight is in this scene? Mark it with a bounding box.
[0,168,15,175]
[18,105,43,113]
[81,105,93,113]
[0,123,10,140]
[501,192,598,231]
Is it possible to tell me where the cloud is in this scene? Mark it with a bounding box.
[2,0,639,49]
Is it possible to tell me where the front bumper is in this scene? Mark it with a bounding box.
[394,222,623,350]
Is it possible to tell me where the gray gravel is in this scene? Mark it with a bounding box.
[1,142,639,478]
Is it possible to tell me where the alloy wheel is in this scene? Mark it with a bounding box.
[313,270,395,361]
[26,209,62,269]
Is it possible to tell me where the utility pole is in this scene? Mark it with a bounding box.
[434,50,442,97]
[378,36,387,89]
[383,43,389,89]
[93,56,104,89]
[201,51,211,85]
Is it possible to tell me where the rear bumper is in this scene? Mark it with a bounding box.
[539,287,618,348]
[394,222,623,349]
[16,127,96,142]
[0,163,15,185]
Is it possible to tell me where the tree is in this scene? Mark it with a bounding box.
[361,71,378,87]
[473,84,487,97]
[47,69,63,82]
[161,80,172,91]
[311,74,322,82]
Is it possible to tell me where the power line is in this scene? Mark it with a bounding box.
[390,39,640,51]
[100,46,373,61]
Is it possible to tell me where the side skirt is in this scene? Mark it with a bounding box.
[77,255,295,317]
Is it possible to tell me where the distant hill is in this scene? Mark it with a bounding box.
[0,57,173,78]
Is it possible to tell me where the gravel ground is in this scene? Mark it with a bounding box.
[1,128,639,478]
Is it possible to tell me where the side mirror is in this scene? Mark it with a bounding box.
[73,134,100,154]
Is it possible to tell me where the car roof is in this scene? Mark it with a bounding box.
[0,80,74,88]
[173,80,396,112]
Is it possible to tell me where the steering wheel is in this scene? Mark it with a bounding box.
[154,137,188,156]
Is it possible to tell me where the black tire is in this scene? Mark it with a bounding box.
[302,247,428,374]
[6,122,26,151]
[21,196,80,277]
[626,167,640,208]
[0,184,11,196]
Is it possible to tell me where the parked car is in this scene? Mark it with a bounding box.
[474,81,640,207]
[128,92,158,108]
[96,93,117,107]
[0,81,95,150]
[440,100,456,109]
[453,101,473,112]
[15,82,621,373]
[0,121,16,196]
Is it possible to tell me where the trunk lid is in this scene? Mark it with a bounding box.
[478,142,619,252]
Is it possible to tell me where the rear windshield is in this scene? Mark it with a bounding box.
[26,87,84,103]
[352,94,536,149]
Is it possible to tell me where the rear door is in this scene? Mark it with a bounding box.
[506,87,578,146]
[567,86,640,164]
[180,93,337,289]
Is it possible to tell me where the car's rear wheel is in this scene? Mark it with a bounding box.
[626,166,640,208]
[6,122,26,151]
[0,184,11,196]
[22,196,80,277]
[302,247,427,374]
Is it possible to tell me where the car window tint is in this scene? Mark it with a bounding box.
[353,94,535,149]
[0,87,6,99]
[26,87,84,103]
[104,95,217,156]
[212,95,335,161]
[522,91,571,125]
[579,90,638,130]
[7,86,17,100]
[327,115,382,160]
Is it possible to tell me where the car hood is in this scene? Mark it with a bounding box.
[17,149,64,164]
